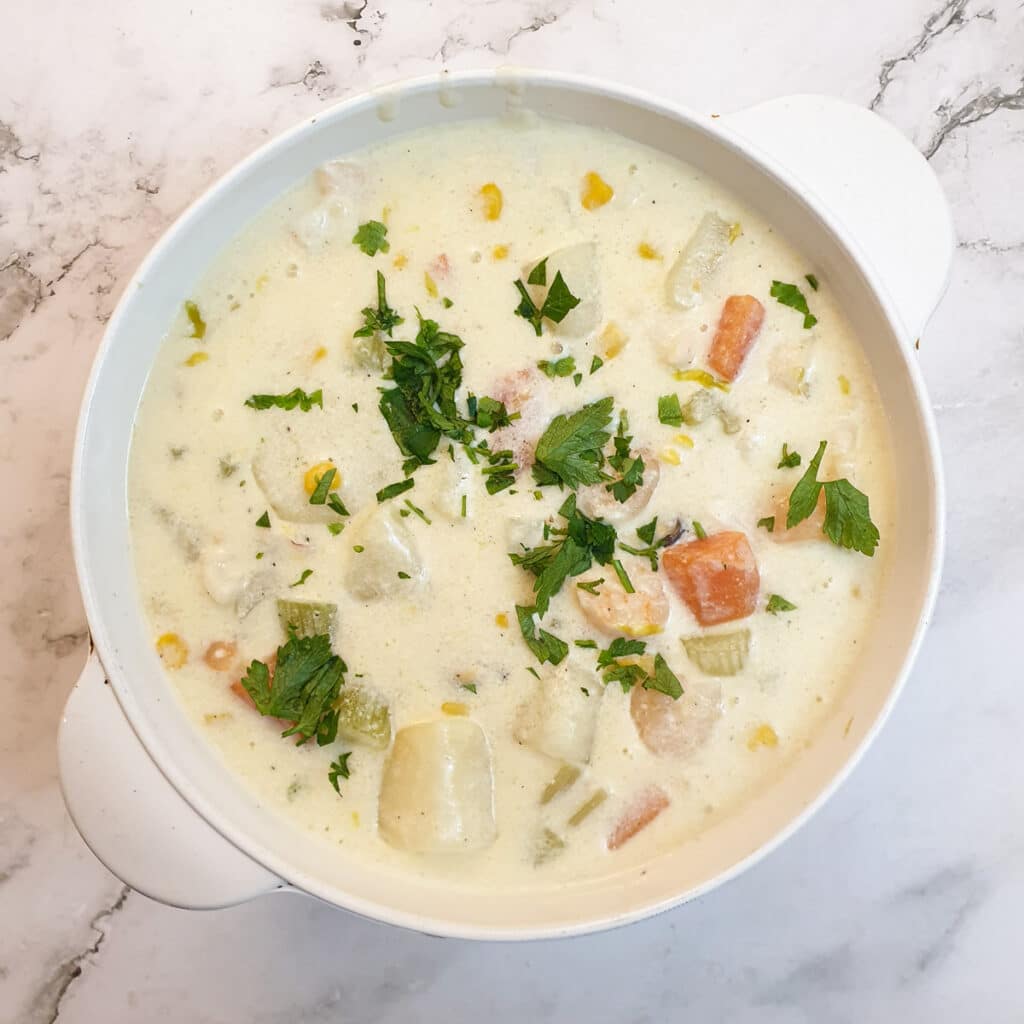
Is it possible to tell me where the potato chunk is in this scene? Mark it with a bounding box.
[378,719,496,853]
[527,242,601,339]
[515,662,602,764]
[344,510,425,600]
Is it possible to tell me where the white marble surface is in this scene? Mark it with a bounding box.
[1,0,1022,1020]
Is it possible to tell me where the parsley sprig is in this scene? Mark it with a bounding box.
[595,639,683,699]
[532,397,614,489]
[355,270,404,339]
[770,280,817,329]
[605,411,645,503]
[352,220,389,257]
[514,258,581,336]
[618,516,685,570]
[245,388,323,412]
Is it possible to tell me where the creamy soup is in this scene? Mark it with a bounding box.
[128,116,892,887]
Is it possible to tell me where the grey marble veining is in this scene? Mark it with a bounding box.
[1,0,1022,1020]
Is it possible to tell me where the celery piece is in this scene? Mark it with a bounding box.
[534,828,566,866]
[567,788,608,827]
[352,332,388,372]
[682,629,750,676]
[335,686,391,749]
[540,763,581,805]
[277,599,337,641]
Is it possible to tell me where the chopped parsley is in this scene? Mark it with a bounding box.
[605,411,645,504]
[574,639,599,649]
[255,510,271,528]
[513,258,582,336]
[757,515,776,533]
[658,393,684,427]
[354,270,404,339]
[219,456,238,478]
[646,654,684,699]
[289,569,314,588]
[611,558,634,593]
[770,280,817,329]
[245,388,323,412]
[590,355,604,375]
[594,640,682,699]
[576,578,604,595]
[597,637,647,667]
[618,516,684,570]
[376,478,416,503]
[572,372,583,387]
[240,633,346,746]
[515,605,569,666]
[327,522,345,536]
[778,443,801,469]
[402,499,432,524]
[326,492,350,517]
[766,594,797,614]
[467,394,516,431]
[532,397,614,489]
[352,220,390,256]
[184,300,206,339]
[352,545,365,553]
[461,682,477,694]
[442,297,454,309]
[805,273,820,291]
[328,751,352,794]
[537,356,576,379]
[692,520,708,540]
[308,467,337,505]
[786,440,880,556]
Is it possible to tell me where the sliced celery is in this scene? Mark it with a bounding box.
[567,788,608,827]
[352,333,388,372]
[682,630,750,676]
[277,599,337,640]
[540,763,581,805]
[534,828,566,866]
[335,686,391,749]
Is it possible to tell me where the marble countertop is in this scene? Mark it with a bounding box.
[2,0,1022,1020]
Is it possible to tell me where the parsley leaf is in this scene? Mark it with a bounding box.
[645,654,683,699]
[757,515,776,533]
[308,468,337,505]
[328,751,352,794]
[289,569,313,588]
[786,440,880,555]
[617,516,684,571]
[245,388,323,412]
[658,393,683,427]
[778,443,801,469]
[527,259,548,287]
[823,479,880,556]
[532,397,614,489]
[786,440,827,528]
[576,578,604,595]
[255,510,271,528]
[590,355,604,375]
[240,633,347,746]
[515,605,569,665]
[513,261,581,335]
[376,478,415,502]
[602,662,647,692]
[692,520,708,540]
[327,492,350,517]
[766,593,797,614]
[805,273,820,291]
[605,411,645,503]
[354,270,404,338]
[597,637,647,667]
[352,220,390,256]
[537,356,577,379]
[184,300,206,339]
[469,395,516,431]
[541,271,581,324]
[770,280,817,329]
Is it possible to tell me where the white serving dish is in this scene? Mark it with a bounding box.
[59,69,952,940]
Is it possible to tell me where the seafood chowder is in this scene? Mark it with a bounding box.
[128,117,892,887]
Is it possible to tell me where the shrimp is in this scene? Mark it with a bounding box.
[575,561,669,637]
[489,367,552,473]
[576,453,660,524]
[630,676,722,758]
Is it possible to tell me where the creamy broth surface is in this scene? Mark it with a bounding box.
[128,117,893,888]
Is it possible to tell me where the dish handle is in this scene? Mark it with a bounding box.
[58,650,284,908]
[722,94,955,341]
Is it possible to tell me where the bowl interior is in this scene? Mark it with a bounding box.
[74,71,940,938]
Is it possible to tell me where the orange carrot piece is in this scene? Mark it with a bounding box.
[662,531,760,626]
[607,786,670,850]
[707,295,765,382]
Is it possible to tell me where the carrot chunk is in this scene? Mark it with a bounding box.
[662,531,760,626]
[707,295,765,382]
[607,786,670,850]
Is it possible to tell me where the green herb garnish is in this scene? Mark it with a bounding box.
[255,510,271,528]
[617,516,684,570]
[184,300,206,339]
[757,516,775,533]
[612,558,634,593]
[766,593,797,614]
[778,443,801,469]
[532,397,614,490]
[590,355,604,375]
[515,605,569,666]
[309,467,337,505]
[805,273,819,291]
[403,499,432,524]
[245,388,323,412]
[537,356,577,379]
[513,259,582,336]
[354,270,404,339]
[327,522,345,536]
[692,520,708,540]
[352,220,390,256]
[576,578,604,595]
[289,569,313,588]
[574,639,599,649]
[770,280,817,329]
[376,478,416,503]
[658,393,683,427]
[605,411,645,504]
[326,492,350,517]
[328,751,352,794]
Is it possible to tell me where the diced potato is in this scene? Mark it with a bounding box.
[378,719,496,853]
[515,663,602,764]
[336,685,391,749]
[344,509,425,600]
[665,212,731,310]
[292,161,365,250]
[252,437,337,524]
[607,786,670,850]
[528,242,601,339]
[706,295,765,382]
[769,338,816,396]
[630,678,722,758]
[662,531,760,626]
[425,447,473,521]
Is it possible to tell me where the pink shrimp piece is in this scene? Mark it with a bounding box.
[575,561,669,638]
[430,253,451,279]
[576,453,661,525]
[489,367,552,473]
[630,677,722,758]
[607,786,670,850]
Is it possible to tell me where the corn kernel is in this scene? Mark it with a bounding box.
[255,273,269,292]
[581,171,614,210]
[184,351,209,366]
[747,724,779,751]
[312,345,327,363]
[660,448,681,466]
[492,244,509,261]
[381,205,392,225]
[424,271,438,298]
[637,242,660,260]
[728,222,743,244]
[600,321,628,358]
[303,461,340,495]
[619,624,662,638]
[495,612,509,629]
[838,374,851,395]
[392,253,408,269]
[156,632,188,669]
[674,434,695,449]
[351,811,361,827]
[479,183,503,221]
[441,701,469,716]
